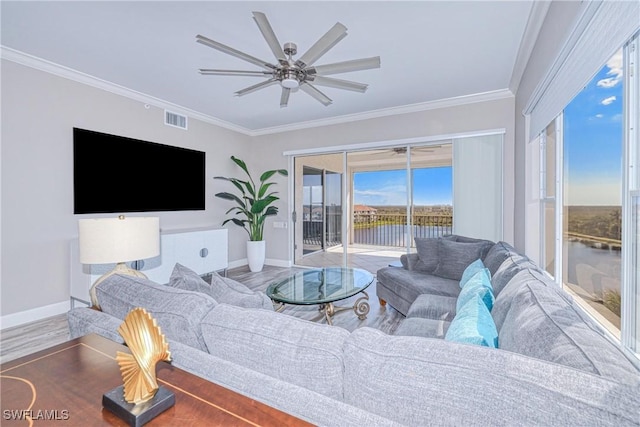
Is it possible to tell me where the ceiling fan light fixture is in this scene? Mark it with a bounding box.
[281,77,299,89]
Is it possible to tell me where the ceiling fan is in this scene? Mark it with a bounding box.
[196,11,381,107]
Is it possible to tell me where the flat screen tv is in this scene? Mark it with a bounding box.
[73,128,205,214]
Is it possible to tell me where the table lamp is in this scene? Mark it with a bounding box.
[79,215,160,308]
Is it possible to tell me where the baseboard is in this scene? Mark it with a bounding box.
[228,258,292,269]
[265,258,292,268]
[228,259,248,269]
[0,301,69,330]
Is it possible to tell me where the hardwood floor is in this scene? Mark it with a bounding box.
[0,265,405,364]
[0,312,70,364]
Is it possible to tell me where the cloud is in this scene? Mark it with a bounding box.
[595,114,604,118]
[354,185,407,205]
[597,50,623,88]
[601,96,616,106]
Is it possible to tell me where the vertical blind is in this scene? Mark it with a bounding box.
[453,133,503,242]
[524,0,640,141]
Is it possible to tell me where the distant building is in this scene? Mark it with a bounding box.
[303,205,323,221]
[353,204,377,222]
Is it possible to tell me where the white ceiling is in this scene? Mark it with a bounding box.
[1,1,541,134]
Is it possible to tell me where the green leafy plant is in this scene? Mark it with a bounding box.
[214,156,287,241]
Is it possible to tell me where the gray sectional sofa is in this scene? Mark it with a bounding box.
[68,241,640,426]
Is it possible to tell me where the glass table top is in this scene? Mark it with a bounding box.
[266,267,374,305]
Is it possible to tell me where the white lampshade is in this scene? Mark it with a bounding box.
[78,216,160,264]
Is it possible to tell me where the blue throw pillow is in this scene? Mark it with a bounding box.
[445,295,499,348]
[457,268,494,312]
[459,258,486,288]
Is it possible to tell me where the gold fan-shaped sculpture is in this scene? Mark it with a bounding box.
[115,308,171,404]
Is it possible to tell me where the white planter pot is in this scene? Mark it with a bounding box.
[247,240,266,272]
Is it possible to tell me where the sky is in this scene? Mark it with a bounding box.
[563,49,623,206]
[354,167,452,206]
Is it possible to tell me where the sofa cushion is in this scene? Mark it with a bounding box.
[445,295,498,348]
[492,268,537,331]
[491,255,538,296]
[395,317,450,338]
[498,269,638,383]
[169,263,273,310]
[376,266,460,313]
[343,327,640,426]
[413,237,440,273]
[433,239,493,281]
[96,273,216,351]
[406,294,457,321]
[457,268,494,312]
[200,304,350,400]
[483,241,521,276]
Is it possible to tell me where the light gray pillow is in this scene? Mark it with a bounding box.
[414,237,440,273]
[169,263,273,310]
[433,239,491,281]
[169,262,213,295]
[213,272,275,310]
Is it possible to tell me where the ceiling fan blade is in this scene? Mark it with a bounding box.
[235,78,279,97]
[199,69,273,77]
[308,56,381,76]
[252,12,287,65]
[300,83,332,106]
[196,34,276,71]
[280,87,290,108]
[295,22,347,68]
[309,75,368,93]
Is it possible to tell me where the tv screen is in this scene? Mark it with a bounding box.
[73,128,205,214]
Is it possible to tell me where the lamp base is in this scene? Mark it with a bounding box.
[90,263,148,309]
[103,385,175,427]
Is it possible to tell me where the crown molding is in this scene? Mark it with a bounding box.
[509,0,552,93]
[2,46,513,138]
[0,46,253,135]
[251,89,514,136]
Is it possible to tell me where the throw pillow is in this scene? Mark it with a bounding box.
[445,295,498,348]
[169,263,213,295]
[168,263,273,310]
[456,268,494,312]
[413,237,440,273]
[433,239,492,281]
[210,271,274,311]
[459,258,486,288]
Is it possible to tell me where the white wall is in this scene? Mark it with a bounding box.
[251,97,516,264]
[513,1,583,252]
[1,60,517,327]
[0,60,250,323]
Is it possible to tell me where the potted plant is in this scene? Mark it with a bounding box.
[214,156,287,272]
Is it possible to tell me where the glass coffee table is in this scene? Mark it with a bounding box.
[266,267,374,325]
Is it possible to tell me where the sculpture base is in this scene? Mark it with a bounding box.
[103,385,175,427]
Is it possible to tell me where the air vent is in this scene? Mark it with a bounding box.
[165,110,188,130]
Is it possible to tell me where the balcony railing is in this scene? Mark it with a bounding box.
[354,213,452,247]
[302,211,342,248]
[303,213,453,248]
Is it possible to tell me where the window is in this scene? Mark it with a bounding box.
[540,120,558,277]
[535,35,639,355]
[562,48,624,332]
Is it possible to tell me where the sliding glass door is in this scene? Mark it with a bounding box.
[294,154,344,266]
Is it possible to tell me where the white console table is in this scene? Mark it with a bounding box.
[70,227,228,307]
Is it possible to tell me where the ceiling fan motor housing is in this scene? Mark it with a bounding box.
[283,42,297,56]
